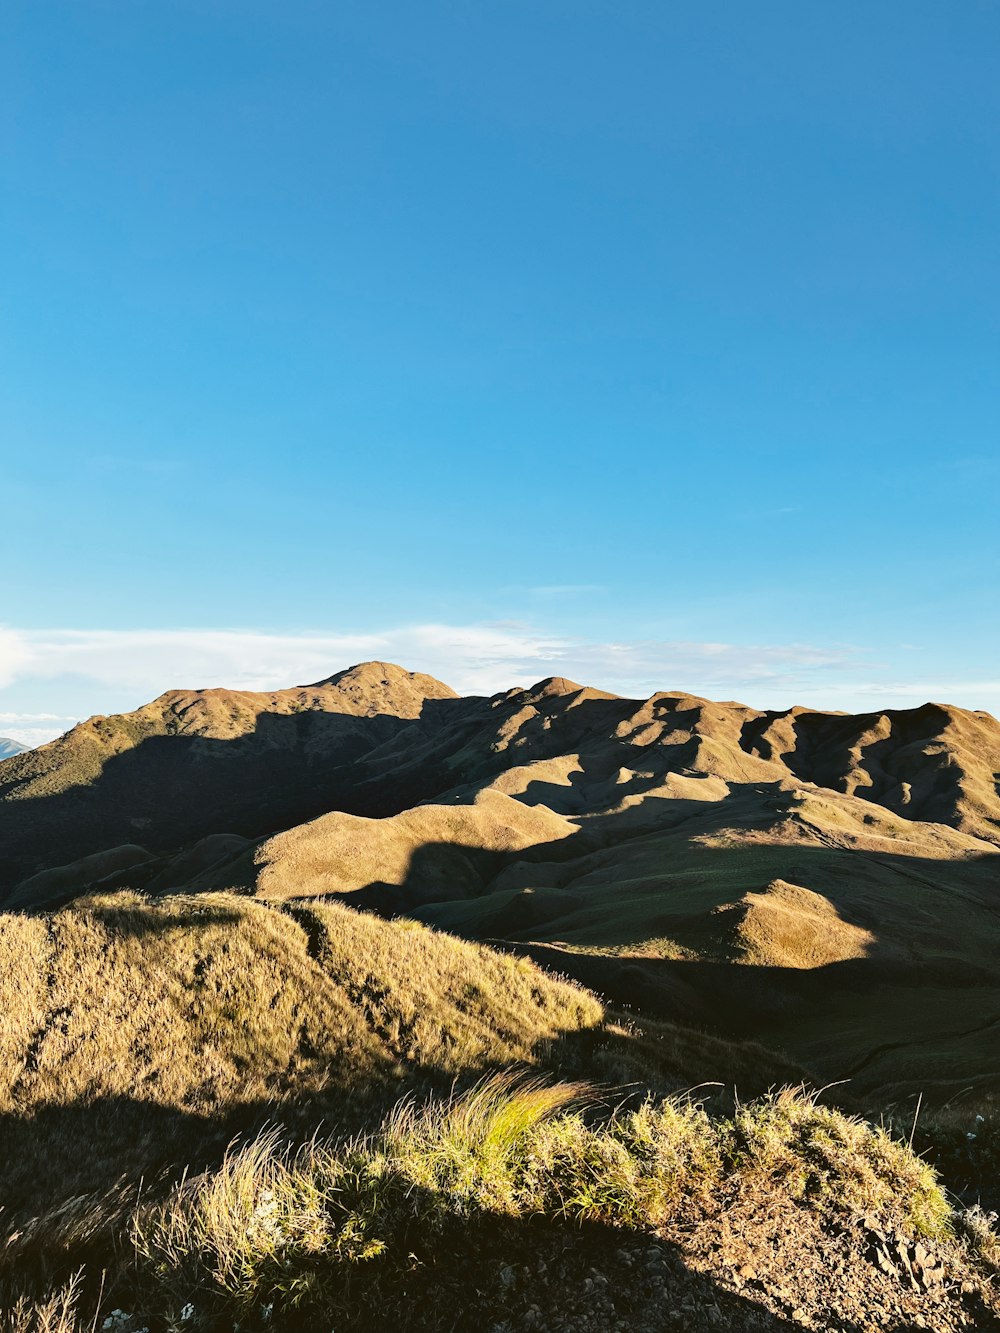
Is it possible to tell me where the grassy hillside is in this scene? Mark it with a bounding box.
[5,662,1000,1329]
[6,663,1000,896]
[6,663,1000,1107]
[0,890,803,1230]
[0,664,475,886]
[0,891,592,1217]
[0,843,998,1329]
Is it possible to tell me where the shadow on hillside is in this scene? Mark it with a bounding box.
[0,1033,757,1236]
[0,693,495,897]
[340,1202,1000,1333]
[289,775,1000,924]
[84,901,245,935]
[7,768,1000,1111]
[4,681,998,910]
[276,780,1000,1105]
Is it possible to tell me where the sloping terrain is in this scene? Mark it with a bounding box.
[4,662,999,1106]
[4,662,1000,891]
[0,890,801,1228]
[0,663,469,887]
[0,738,27,761]
[0,890,594,1218]
[5,1078,1000,1333]
[4,664,1000,1330]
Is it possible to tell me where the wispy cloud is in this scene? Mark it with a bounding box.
[0,711,78,724]
[0,622,862,740]
[1,623,996,749]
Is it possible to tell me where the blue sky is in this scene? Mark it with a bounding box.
[2,1,999,744]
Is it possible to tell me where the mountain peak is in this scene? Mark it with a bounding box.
[305,660,459,702]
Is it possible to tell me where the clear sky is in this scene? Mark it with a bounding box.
[2,1,999,745]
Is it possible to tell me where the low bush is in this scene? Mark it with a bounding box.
[115,1078,954,1330]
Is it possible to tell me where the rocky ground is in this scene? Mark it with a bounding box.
[471,1200,999,1333]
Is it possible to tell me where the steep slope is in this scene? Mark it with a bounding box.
[0,889,595,1216]
[197,787,578,909]
[6,664,1000,896]
[0,890,800,1228]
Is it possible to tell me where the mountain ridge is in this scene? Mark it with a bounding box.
[4,662,1000,1101]
[3,661,999,888]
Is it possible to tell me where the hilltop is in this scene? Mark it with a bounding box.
[5,662,1000,889]
[0,737,27,761]
[0,890,801,1224]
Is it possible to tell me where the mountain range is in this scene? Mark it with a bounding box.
[3,659,999,1106]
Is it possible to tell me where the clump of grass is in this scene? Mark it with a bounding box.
[956,1204,1000,1268]
[727,1087,951,1238]
[0,891,608,1228]
[908,1098,1000,1215]
[380,1070,590,1214]
[518,1095,723,1228]
[133,1127,334,1316]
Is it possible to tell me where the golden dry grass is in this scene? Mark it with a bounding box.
[0,886,809,1271]
[725,879,876,968]
[239,788,576,901]
[5,1078,966,1333]
[0,890,603,1228]
[1,892,600,1115]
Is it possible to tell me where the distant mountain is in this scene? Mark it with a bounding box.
[3,659,1000,1103]
[0,737,27,760]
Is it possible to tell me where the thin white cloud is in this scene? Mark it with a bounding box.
[1,623,997,745]
[0,711,74,722]
[0,628,34,690]
[819,679,1000,708]
[0,621,856,713]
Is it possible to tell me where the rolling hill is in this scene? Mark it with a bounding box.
[2,661,1000,1106]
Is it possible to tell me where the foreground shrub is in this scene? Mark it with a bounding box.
[122,1077,953,1329]
[727,1088,951,1238]
[0,1275,83,1333]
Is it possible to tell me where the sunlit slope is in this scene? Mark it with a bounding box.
[5,664,1000,1103]
[5,664,1000,898]
[0,889,802,1226]
[194,788,578,907]
[0,662,472,887]
[0,891,597,1212]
